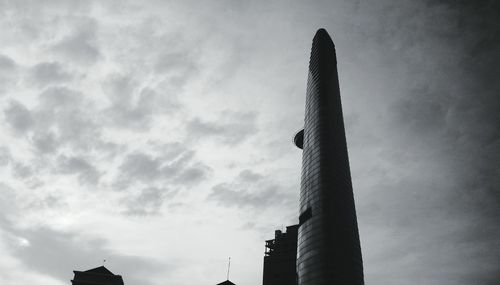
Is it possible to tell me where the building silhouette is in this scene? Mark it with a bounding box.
[71,266,124,285]
[262,225,299,285]
[293,29,364,285]
[216,280,236,285]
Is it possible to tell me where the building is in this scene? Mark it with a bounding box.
[216,280,236,285]
[262,225,299,285]
[293,29,364,285]
[71,266,124,285]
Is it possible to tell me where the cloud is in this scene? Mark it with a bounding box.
[32,86,104,152]
[122,186,172,216]
[37,86,84,110]
[12,162,33,179]
[0,54,16,70]
[154,50,199,88]
[3,225,167,285]
[56,155,101,185]
[115,148,211,192]
[210,183,290,210]
[102,75,182,130]
[3,100,35,133]
[29,62,72,87]
[51,19,101,64]
[173,163,211,185]
[237,169,263,182]
[208,169,293,211]
[0,147,11,166]
[118,152,166,182]
[187,111,258,145]
[32,132,59,154]
[0,54,17,94]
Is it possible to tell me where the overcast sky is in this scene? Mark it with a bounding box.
[0,0,499,284]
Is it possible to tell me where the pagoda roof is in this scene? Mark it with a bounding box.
[83,266,115,275]
[216,280,236,285]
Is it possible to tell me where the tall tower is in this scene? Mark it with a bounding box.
[294,29,364,285]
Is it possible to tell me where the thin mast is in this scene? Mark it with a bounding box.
[226,257,231,280]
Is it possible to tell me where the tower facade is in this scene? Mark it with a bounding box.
[294,29,364,285]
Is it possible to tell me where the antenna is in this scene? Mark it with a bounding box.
[226,257,231,280]
[103,259,106,266]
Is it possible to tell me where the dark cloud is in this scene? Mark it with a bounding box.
[101,74,135,107]
[31,132,59,153]
[118,152,165,182]
[237,169,263,182]
[187,111,258,145]
[209,183,291,210]
[122,187,173,216]
[12,162,33,179]
[102,75,181,130]
[115,147,211,215]
[30,62,72,86]
[52,20,101,64]
[56,155,101,185]
[0,54,16,70]
[172,163,211,185]
[33,86,104,152]
[208,169,294,211]
[154,50,199,88]
[0,54,17,94]
[0,147,11,166]
[116,148,211,191]
[0,183,19,220]
[37,86,83,109]
[391,92,446,135]
[4,100,35,133]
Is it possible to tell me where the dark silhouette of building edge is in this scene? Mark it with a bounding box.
[216,281,236,285]
[71,266,124,285]
[294,28,364,285]
[263,28,364,285]
[262,225,299,285]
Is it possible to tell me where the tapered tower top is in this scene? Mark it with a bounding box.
[314,28,334,45]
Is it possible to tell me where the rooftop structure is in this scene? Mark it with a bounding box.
[263,225,299,285]
[71,266,124,285]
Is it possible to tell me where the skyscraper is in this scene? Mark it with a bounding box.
[294,29,364,285]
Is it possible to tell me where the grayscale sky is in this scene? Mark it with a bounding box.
[0,1,499,284]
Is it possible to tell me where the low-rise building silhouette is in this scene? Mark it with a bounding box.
[216,280,236,285]
[71,266,124,285]
[263,225,299,285]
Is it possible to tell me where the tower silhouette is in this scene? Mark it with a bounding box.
[71,266,124,285]
[294,29,364,285]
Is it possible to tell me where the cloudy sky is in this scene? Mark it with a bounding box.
[0,0,499,284]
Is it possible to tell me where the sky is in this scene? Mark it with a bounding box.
[0,0,499,284]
